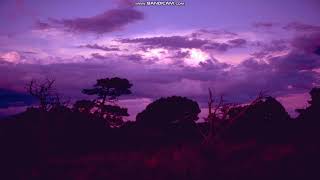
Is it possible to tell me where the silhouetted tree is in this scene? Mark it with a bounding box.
[136,96,201,128]
[199,90,267,144]
[26,78,57,111]
[82,77,132,104]
[200,89,238,144]
[296,87,320,122]
[225,96,291,141]
[82,77,132,127]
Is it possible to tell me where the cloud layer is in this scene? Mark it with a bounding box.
[1,21,320,118]
[35,8,144,34]
[120,35,247,52]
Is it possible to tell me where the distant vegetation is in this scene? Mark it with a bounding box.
[0,76,319,179]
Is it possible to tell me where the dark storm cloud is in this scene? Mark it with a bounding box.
[269,52,320,72]
[228,57,318,101]
[291,32,320,54]
[79,44,120,51]
[118,54,147,62]
[284,22,320,32]
[253,22,276,29]
[198,59,230,70]
[227,38,247,47]
[34,21,51,30]
[21,51,37,54]
[213,30,320,101]
[245,32,320,94]
[120,35,247,52]
[251,31,320,60]
[35,8,144,34]
[203,38,247,51]
[202,42,230,51]
[251,39,290,59]
[191,29,238,39]
[120,36,209,49]
[90,53,108,59]
[87,52,156,64]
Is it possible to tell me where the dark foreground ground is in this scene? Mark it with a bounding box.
[1,101,320,180]
[1,125,319,180]
[1,142,320,180]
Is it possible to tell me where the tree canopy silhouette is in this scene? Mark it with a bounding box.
[136,96,201,128]
[82,77,132,103]
[81,77,132,127]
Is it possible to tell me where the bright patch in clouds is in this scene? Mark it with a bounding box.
[1,51,21,64]
[184,48,210,66]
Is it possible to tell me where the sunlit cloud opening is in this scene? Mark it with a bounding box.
[183,48,210,67]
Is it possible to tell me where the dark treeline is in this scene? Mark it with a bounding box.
[0,77,319,179]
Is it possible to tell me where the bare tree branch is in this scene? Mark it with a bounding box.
[25,78,57,111]
[198,88,269,145]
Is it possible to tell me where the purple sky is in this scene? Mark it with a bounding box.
[1,0,320,119]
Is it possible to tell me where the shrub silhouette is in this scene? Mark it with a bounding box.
[296,87,320,122]
[73,100,95,113]
[100,104,129,127]
[136,96,201,128]
[295,87,320,139]
[245,96,290,122]
[225,96,291,141]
